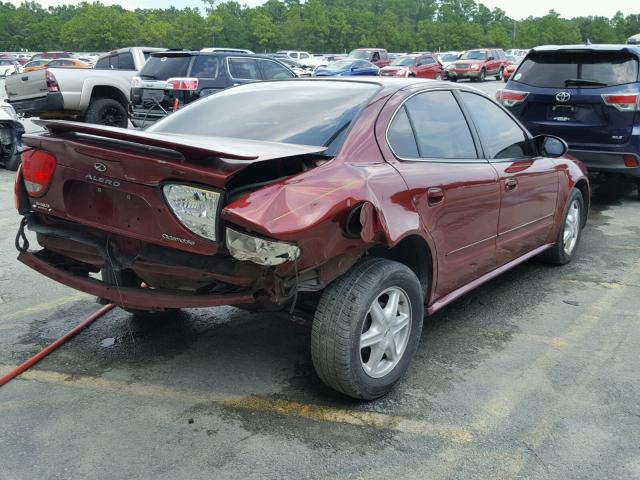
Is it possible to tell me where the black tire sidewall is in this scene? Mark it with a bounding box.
[85,98,128,128]
[347,264,424,399]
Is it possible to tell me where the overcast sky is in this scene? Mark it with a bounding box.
[7,0,639,20]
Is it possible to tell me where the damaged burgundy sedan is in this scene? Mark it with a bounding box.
[14,79,589,399]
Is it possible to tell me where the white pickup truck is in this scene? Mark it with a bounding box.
[4,47,165,128]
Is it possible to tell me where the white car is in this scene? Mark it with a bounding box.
[0,100,24,170]
[0,59,22,77]
[276,50,324,68]
[436,51,461,69]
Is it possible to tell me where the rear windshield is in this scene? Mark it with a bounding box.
[140,55,192,80]
[514,51,639,88]
[148,81,381,156]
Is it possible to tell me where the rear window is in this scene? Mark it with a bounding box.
[140,55,192,80]
[514,51,639,88]
[149,81,380,156]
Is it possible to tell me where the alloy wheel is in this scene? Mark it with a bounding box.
[563,199,581,255]
[360,287,412,379]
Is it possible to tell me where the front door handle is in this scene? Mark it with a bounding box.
[427,187,444,206]
[505,178,518,192]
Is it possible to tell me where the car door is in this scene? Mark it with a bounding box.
[458,91,559,264]
[380,89,501,298]
[417,55,440,79]
[257,59,295,80]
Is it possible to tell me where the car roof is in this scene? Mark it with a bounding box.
[531,44,640,56]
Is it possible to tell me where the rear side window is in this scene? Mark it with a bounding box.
[95,56,110,69]
[227,58,260,80]
[387,106,419,158]
[117,53,135,70]
[259,59,294,80]
[515,51,639,88]
[191,56,219,79]
[460,92,529,159]
[403,90,477,159]
[140,55,191,80]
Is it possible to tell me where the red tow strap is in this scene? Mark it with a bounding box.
[0,303,115,387]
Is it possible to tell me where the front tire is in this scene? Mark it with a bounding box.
[84,98,128,128]
[541,188,585,265]
[495,67,504,80]
[311,258,424,400]
[478,69,486,82]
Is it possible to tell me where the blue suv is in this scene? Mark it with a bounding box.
[497,45,640,186]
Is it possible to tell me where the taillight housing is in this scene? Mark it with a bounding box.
[14,163,23,210]
[601,93,639,112]
[46,71,59,93]
[623,155,639,167]
[21,149,57,197]
[131,76,141,88]
[496,89,529,107]
[166,77,199,91]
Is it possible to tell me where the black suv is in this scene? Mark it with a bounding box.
[129,51,296,127]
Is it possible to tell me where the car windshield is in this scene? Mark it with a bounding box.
[439,54,458,62]
[391,56,416,66]
[460,51,487,60]
[348,50,370,60]
[140,55,191,80]
[326,60,353,70]
[149,81,381,156]
[514,51,639,88]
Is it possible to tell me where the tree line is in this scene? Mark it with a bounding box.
[1,0,639,54]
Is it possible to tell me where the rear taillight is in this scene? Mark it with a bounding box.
[496,89,529,107]
[46,71,59,93]
[601,93,640,112]
[21,149,57,197]
[166,77,199,91]
[131,75,141,88]
[624,155,639,167]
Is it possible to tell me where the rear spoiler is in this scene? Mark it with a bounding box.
[32,120,327,161]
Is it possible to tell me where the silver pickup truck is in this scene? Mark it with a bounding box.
[4,47,165,128]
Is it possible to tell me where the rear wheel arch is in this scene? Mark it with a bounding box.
[574,179,590,226]
[368,234,434,300]
[88,85,128,109]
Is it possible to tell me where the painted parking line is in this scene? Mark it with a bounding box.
[0,366,474,444]
[1,292,91,321]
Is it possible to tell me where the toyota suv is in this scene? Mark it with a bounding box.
[497,45,640,185]
[129,51,295,127]
[447,48,507,82]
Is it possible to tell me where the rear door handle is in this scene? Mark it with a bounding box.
[427,187,444,206]
[505,178,518,192]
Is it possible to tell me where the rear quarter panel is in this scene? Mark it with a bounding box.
[547,156,590,242]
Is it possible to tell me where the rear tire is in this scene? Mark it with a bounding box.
[84,98,128,128]
[3,143,21,171]
[540,188,585,265]
[450,77,458,82]
[311,258,424,400]
[495,67,504,80]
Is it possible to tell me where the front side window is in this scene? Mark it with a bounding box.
[402,90,477,159]
[460,92,529,159]
[259,59,294,80]
[227,58,260,80]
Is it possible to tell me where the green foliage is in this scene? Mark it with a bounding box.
[0,0,638,53]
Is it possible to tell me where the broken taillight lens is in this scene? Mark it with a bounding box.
[166,77,199,91]
[496,89,529,107]
[21,149,57,197]
[601,94,640,112]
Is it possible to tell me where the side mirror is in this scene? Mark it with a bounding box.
[535,135,568,158]
[350,65,358,71]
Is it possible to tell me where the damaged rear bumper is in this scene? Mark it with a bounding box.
[17,250,257,310]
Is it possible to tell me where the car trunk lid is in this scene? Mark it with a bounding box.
[21,120,326,254]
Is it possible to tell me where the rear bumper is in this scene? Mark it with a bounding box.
[9,93,64,116]
[569,148,640,178]
[18,250,256,310]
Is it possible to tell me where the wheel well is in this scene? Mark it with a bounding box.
[574,179,590,226]
[369,235,433,297]
[89,86,127,108]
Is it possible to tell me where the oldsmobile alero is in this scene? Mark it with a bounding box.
[13,78,589,399]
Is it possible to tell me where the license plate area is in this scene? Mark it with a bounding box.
[548,104,576,122]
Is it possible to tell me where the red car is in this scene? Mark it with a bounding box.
[447,48,508,82]
[502,58,522,82]
[14,79,589,400]
[379,53,443,79]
